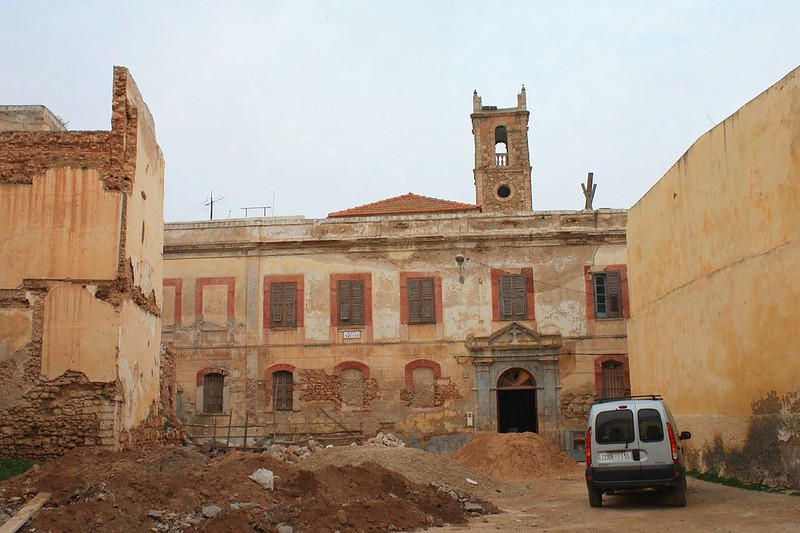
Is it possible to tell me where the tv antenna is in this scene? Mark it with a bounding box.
[205,191,226,220]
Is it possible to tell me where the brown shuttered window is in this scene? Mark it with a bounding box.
[271,282,297,328]
[408,277,435,324]
[593,272,623,319]
[600,360,626,399]
[273,370,293,411]
[499,274,527,320]
[338,280,364,325]
[203,372,224,414]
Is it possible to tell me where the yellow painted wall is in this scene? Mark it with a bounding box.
[41,284,119,383]
[0,308,32,362]
[0,167,122,289]
[118,300,162,430]
[628,66,800,487]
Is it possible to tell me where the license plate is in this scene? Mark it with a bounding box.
[598,451,633,462]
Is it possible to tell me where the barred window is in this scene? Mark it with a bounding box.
[273,370,293,411]
[203,372,224,414]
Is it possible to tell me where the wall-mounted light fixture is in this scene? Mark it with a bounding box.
[455,253,466,284]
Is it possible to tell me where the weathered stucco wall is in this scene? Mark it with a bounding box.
[628,66,800,488]
[0,67,165,458]
[164,209,628,450]
[0,167,122,288]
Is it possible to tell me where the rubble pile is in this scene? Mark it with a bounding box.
[0,433,496,532]
[363,431,406,448]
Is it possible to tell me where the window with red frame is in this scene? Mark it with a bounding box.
[338,279,365,325]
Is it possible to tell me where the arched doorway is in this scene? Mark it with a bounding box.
[496,368,537,433]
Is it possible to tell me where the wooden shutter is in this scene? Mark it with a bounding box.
[408,278,435,324]
[512,275,527,318]
[420,278,434,323]
[500,276,513,319]
[606,272,622,318]
[271,283,283,325]
[284,283,296,327]
[351,280,364,325]
[339,280,351,323]
[408,278,421,323]
[500,275,526,320]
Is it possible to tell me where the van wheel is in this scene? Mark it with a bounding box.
[588,488,603,507]
[672,479,687,507]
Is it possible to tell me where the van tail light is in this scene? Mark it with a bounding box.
[666,422,679,464]
[586,427,593,467]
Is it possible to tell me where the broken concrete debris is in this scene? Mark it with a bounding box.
[248,468,275,490]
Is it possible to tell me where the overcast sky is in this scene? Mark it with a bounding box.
[2,1,798,221]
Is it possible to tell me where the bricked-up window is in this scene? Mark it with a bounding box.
[593,272,623,319]
[601,361,626,399]
[338,280,365,326]
[203,373,224,414]
[499,274,527,320]
[411,366,436,408]
[270,282,297,328]
[273,370,293,411]
[408,277,435,324]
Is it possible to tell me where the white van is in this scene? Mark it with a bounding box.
[585,395,692,507]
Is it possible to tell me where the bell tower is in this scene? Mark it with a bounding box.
[471,87,532,212]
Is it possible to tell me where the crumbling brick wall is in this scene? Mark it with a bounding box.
[298,369,379,409]
[0,67,165,459]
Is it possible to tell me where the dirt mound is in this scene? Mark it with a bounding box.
[0,444,487,532]
[451,432,583,482]
[299,445,525,500]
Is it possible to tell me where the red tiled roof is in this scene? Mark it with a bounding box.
[328,193,480,218]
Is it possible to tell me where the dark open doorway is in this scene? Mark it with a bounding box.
[496,368,538,433]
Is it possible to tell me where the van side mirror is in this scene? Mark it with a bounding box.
[679,431,692,440]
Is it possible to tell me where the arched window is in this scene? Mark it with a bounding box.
[273,370,293,411]
[411,366,435,407]
[495,126,508,166]
[340,367,365,407]
[203,372,224,414]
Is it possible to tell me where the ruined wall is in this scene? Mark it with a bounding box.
[0,67,165,458]
[0,105,67,132]
[627,66,800,488]
[163,209,627,446]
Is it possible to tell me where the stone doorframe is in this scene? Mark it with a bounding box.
[466,322,563,441]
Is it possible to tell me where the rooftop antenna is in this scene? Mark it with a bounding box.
[205,191,225,220]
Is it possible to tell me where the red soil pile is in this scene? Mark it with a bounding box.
[451,432,583,482]
[0,444,477,532]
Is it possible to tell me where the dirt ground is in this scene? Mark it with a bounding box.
[1,433,798,532]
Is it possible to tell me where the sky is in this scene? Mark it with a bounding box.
[1,1,798,222]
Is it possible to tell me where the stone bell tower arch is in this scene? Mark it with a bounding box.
[471,87,532,212]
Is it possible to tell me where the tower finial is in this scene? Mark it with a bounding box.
[473,90,482,112]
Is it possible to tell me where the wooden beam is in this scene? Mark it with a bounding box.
[0,492,51,533]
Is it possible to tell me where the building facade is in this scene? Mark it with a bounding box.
[164,90,628,452]
[0,67,166,458]
[627,67,800,487]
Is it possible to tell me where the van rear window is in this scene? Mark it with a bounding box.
[595,409,634,444]
[638,408,664,442]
